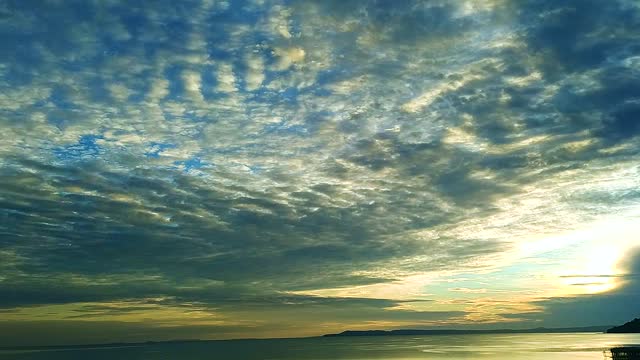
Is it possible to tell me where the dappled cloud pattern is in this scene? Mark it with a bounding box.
[1,0,639,346]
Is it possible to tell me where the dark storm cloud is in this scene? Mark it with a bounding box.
[520,0,640,74]
[0,152,503,308]
[515,0,640,142]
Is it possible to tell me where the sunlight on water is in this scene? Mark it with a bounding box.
[1,333,640,360]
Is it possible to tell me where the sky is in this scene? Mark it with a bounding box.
[1,0,640,347]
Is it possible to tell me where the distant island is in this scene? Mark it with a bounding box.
[607,318,640,333]
[323,325,612,337]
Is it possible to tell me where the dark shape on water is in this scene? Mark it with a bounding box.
[604,347,640,360]
[608,318,640,333]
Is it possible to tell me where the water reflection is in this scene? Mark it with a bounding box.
[606,347,640,360]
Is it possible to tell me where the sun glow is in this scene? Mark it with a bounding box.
[554,217,640,295]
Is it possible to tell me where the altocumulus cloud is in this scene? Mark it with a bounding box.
[0,0,639,346]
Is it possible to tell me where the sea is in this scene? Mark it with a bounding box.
[1,333,640,359]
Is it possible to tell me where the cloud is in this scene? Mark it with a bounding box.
[245,54,265,91]
[0,0,639,344]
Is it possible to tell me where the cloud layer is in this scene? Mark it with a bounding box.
[0,0,639,345]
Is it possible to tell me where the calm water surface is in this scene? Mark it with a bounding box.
[2,333,640,360]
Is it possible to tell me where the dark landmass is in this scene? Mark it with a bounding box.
[323,325,613,337]
[608,318,640,333]
[607,347,640,360]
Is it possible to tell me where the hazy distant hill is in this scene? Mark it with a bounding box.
[607,318,640,333]
[323,326,612,337]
